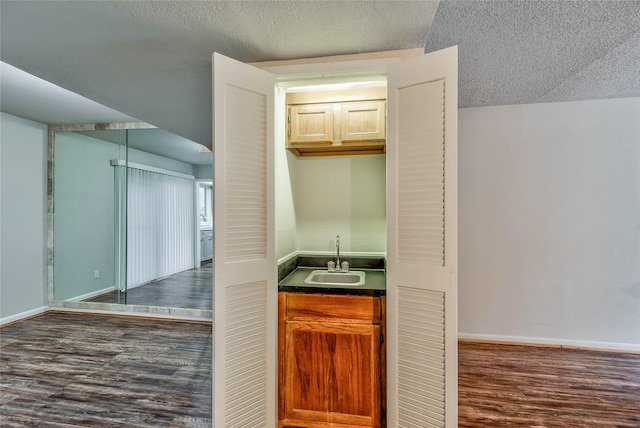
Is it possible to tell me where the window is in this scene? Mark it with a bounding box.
[199,183,213,228]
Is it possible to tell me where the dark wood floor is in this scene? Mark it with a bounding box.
[458,341,640,427]
[2,313,638,427]
[0,312,212,427]
[86,263,212,310]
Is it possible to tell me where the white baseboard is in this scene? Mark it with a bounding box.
[65,286,116,302]
[458,332,640,353]
[0,305,49,326]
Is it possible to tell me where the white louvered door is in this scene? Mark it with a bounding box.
[212,53,277,427]
[386,46,458,427]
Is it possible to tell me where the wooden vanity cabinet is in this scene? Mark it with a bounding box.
[278,292,386,428]
[286,87,386,157]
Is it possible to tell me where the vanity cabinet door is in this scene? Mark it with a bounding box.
[284,321,381,428]
[279,292,385,428]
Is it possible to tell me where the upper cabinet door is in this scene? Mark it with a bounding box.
[386,46,458,427]
[340,100,386,143]
[212,52,277,427]
[289,103,334,145]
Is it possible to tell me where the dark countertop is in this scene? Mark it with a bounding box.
[278,267,386,296]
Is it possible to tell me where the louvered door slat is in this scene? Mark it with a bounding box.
[224,281,268,426]
[224,84,267,263]
[397,286,446,428]
[397,79,446,266]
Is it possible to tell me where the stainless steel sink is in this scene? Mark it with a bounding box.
[304,270,365,286]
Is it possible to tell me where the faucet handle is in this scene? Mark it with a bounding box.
[327,261,336,271]
[341,261,349,272]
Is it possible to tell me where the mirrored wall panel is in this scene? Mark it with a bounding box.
[51,126,213,314]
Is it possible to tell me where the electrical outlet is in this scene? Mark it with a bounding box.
[94,269,100,279]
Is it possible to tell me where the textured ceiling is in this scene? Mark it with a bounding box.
[0,1,437,147]
[425,0,640,108]
[1,0,639,150]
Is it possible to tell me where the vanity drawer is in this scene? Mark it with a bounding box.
[283,292,381,324]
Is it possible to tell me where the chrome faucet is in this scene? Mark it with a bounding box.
[328,235,348,272]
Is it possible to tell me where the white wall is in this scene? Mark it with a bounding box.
[275,150,387,261]
[458,98,640,349]
[53,132,119,300]
[275,149,298,260]
[194,163,213,180]
[294,154,386,254]
[274,89,298,261]
[0,113,48,321]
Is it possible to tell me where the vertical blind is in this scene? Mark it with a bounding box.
[126,166,195,287]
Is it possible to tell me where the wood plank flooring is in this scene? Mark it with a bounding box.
[0,312,212,427]
[458,341,640,427]
[86,264,212,310]
[2,313,638,427]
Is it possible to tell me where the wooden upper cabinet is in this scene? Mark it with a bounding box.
[286,87,386,157]
[289,104,334,145]
[340,100,386,143]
